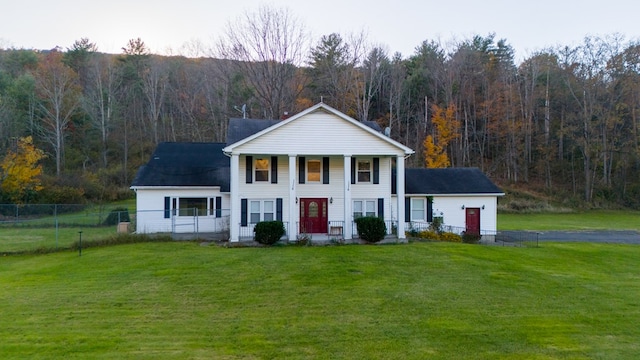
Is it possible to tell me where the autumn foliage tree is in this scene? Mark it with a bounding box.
[1,136,46,203]
[424,103,460,168]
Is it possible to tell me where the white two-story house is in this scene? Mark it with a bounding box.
[131,102,503,242]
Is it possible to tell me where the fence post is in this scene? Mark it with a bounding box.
[195,208,199,238]
[55,217,59,249]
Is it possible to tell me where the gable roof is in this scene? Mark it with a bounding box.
[223,102,413,155]
[399,168,503,195]
[226,117,384,145]
[131,142,230,191]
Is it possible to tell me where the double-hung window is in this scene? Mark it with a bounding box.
[255,158,269,182]
[250,200,275,223]
[357,160,371,183]
[353,200,376,219]
[411,198,426,221]
[307,159,321,182]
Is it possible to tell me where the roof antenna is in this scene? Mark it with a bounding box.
[233,104,247,119]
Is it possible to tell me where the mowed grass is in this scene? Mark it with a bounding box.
[1,241,639,359]
[0,226,117,253]
[498,210,640,231]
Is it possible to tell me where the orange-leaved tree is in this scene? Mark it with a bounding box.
[423,103,460,168]
[1,136,46,203]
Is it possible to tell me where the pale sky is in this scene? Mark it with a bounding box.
[2,0,640,62]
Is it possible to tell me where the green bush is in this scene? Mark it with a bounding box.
[354,216,387,243]
[254,221,286,245]
[103,208,130,225]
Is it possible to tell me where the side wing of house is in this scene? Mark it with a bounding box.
[396,168,504,234]
[223,103,414,242]
[131,142,231,234]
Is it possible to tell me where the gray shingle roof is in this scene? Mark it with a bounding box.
[131,142,230,191]
[226,118,281,145]
[403,168,503,195]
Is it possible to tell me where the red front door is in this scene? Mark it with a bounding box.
[300,198,328,233]
[465,208,481,235]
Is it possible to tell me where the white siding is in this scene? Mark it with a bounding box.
[237,155,394,228]
[391,194,499,233]
[135,188,229,234]
[234,111,406,156]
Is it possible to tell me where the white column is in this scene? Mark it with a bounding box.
[288,155,297,241]
[229,153,240,242]
[343,155,352,240]
[396,155,406,239]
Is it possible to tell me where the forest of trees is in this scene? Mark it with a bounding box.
[2,6,640,208]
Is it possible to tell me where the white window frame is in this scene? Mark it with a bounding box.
[307,159,322,183]
[357,160,371,183]
[411,197,427,222]
[353,199,377,219]
[254,158,270,182]
[249,199,276,224]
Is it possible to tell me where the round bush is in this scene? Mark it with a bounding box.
[354,216,387,243]
[254,221,286,245]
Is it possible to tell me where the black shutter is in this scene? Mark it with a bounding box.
[322,157,330,184]
[377,198,384,218]
[215,196,222,218]
[271,156,278,184]
[405,197,410,222]
[427,197,433,222]
[240,199,248,226]
[276,198,283,221]
[351,157,356,184]
[299,156,306,184]
[245,156,253,183]
[373,157,380,184]
[164,197,170,218]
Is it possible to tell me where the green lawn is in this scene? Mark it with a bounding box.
[1,241,639,359]
[498,210,640,231]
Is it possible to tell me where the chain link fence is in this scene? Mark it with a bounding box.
[0,204,134,253]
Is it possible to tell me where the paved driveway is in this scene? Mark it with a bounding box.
[536,230,640,244]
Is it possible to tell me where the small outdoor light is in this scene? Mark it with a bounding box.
[481,205,485,210]
[461,205,465,210]
[295,197,298,204]
[330,197,333,204]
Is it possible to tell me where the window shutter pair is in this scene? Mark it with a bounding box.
[404,197,433,222]
[299,157,330,184]
[351,157,379,184]
[246,155,278,184]
[240,198,283,226]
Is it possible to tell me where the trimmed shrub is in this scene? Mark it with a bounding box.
[439,232,462,243]
[254,221,286,245]
[354,216,387,243]
[103,208,130,225]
